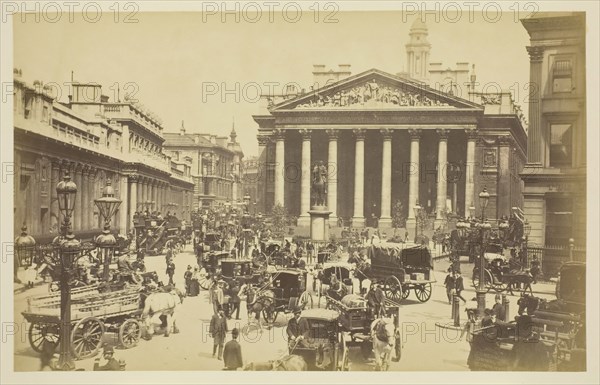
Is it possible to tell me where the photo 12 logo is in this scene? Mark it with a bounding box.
[2,1,139,23]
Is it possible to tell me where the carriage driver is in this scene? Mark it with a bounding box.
[286,307,309,353]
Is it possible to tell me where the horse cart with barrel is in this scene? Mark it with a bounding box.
[254,268,314,324]
[361,243,436,303]
[22,285,145,359]
[468,261,585,371]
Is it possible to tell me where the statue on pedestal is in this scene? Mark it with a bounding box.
[311,161,328,207]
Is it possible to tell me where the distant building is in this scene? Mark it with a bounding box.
[13,71,194,240]
[162,122,244,210]
[521,12,586,247]
[241,156,259,213]
[253,20,527,235]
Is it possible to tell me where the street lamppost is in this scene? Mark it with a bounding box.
[523,219,531,267]
[55,171,80,371]
[15,224,36,283]
[94,179,122,282]
[476,187,490,318]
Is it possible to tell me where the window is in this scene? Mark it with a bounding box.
[549,124,572,167]
[42,106,48,122]
[545,197,572,247]
[553,59,573,93]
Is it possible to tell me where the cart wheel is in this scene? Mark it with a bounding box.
[414,283,432,302]
[299,291,313,310]
[401,285,410,299]
[118,319,142,349]
[198,275,211,290]
[384,276,403,302]
[360,340,373,360]
[71,317,105,359]
[28,322,60,353]
[471,269,492,292]
[492,280,508,293]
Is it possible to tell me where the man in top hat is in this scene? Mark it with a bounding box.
[93,345,121,371]
[286,307,309,353]
[223,328,243,370]
[209,307,228,360]
[492,293,506,322]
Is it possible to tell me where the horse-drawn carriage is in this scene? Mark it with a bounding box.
[361,243,436,303]
[134,215,184,256]
[468,261,585,371]
[471,243,535,294]
[313,262,355,300]
[324,294,401,370]
[253,240,305,269]
[254,269,314,324]
[197,251,231,290]
[291,308,350,371]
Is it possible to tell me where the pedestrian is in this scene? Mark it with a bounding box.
[238,279,259,321]
[209,280,224,315]
[229,279,241,320]
[209,307,228,360]
[93,345,122,371]
[443,268,456,304]
[166,259,176,286]
[492,293,506,321]
[306,242,314,265]
[454,271,467,303]
[223,328,243,371]
[184,265,193,296]
[404,230,409,243]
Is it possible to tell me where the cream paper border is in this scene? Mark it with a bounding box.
[1,1,598,384]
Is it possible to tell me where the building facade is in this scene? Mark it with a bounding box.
[13,71,194,241]
[163,123,244,210]
[253,22,527,234]
[521,12,586,248]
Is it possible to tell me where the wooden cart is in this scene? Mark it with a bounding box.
[22,285,143,359]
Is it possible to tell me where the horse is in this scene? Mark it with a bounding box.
[370,317,399,371]
[516,292,547,315]
[141,288,184,339]
[243,355,307,371]
[249,290,275,323]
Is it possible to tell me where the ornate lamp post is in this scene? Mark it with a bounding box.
[94,179,122,282]
[15,224,36,282]
[55,171,80,371]
[522,219,531,267]
[476,187,490,318]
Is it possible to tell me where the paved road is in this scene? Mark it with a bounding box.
[13,244,556,371]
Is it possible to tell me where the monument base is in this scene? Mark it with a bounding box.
[406,218,417,241]
[309,206,332,242]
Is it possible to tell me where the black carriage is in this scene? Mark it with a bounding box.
[220,258,263,285]
[203,232,222,252]
[471,244,534,294]
[197,251,231,290]
[254,240,303,269]
[134,215,183,256]
[291,308,349,371]
[364,243,436,303]
[258,269,314,324]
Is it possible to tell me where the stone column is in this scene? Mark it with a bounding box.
[87,168,96,229]
[435,129,449,228]
[465,128,478,216]
[50,159,60,233]
[326,129,339,227]
[151,180,157,212]
[140,178,147,211]
[136,176,143,212]
[257,136,269,214]
[525,46,544,165]
[379,129,393,229]
[351,129,366,228]
[81,166,90,232]
[119,175,128,233]
[298,129,312,227]
[73,163,83,231]
[273,129,285,207]
[129,175,138,228]
[406,129,421,236]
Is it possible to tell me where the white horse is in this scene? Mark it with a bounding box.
[142,289,184,339]
[370,317,398,371]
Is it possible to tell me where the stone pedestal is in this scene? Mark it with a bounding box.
[309,205,332,241]
[406,218,417,240]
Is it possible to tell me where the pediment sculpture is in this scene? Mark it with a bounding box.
[295,79,451,109]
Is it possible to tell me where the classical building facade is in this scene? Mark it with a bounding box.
[13,71,194,241]
[253,21,527,233]
[521,12,586,248]
[163,123,244,210]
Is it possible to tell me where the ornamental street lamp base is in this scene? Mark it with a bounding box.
[55,357,76,371]
[475,289,487,318]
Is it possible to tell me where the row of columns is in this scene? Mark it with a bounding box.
[269,128,478,227]
[129,176,170,214]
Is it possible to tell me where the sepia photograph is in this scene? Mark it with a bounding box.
[1,1,598,384]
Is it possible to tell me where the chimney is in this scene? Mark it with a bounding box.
[180,121,186,136]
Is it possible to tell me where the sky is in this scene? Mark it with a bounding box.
[13,9,531,157]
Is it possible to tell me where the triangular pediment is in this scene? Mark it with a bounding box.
[270,69,482,111]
